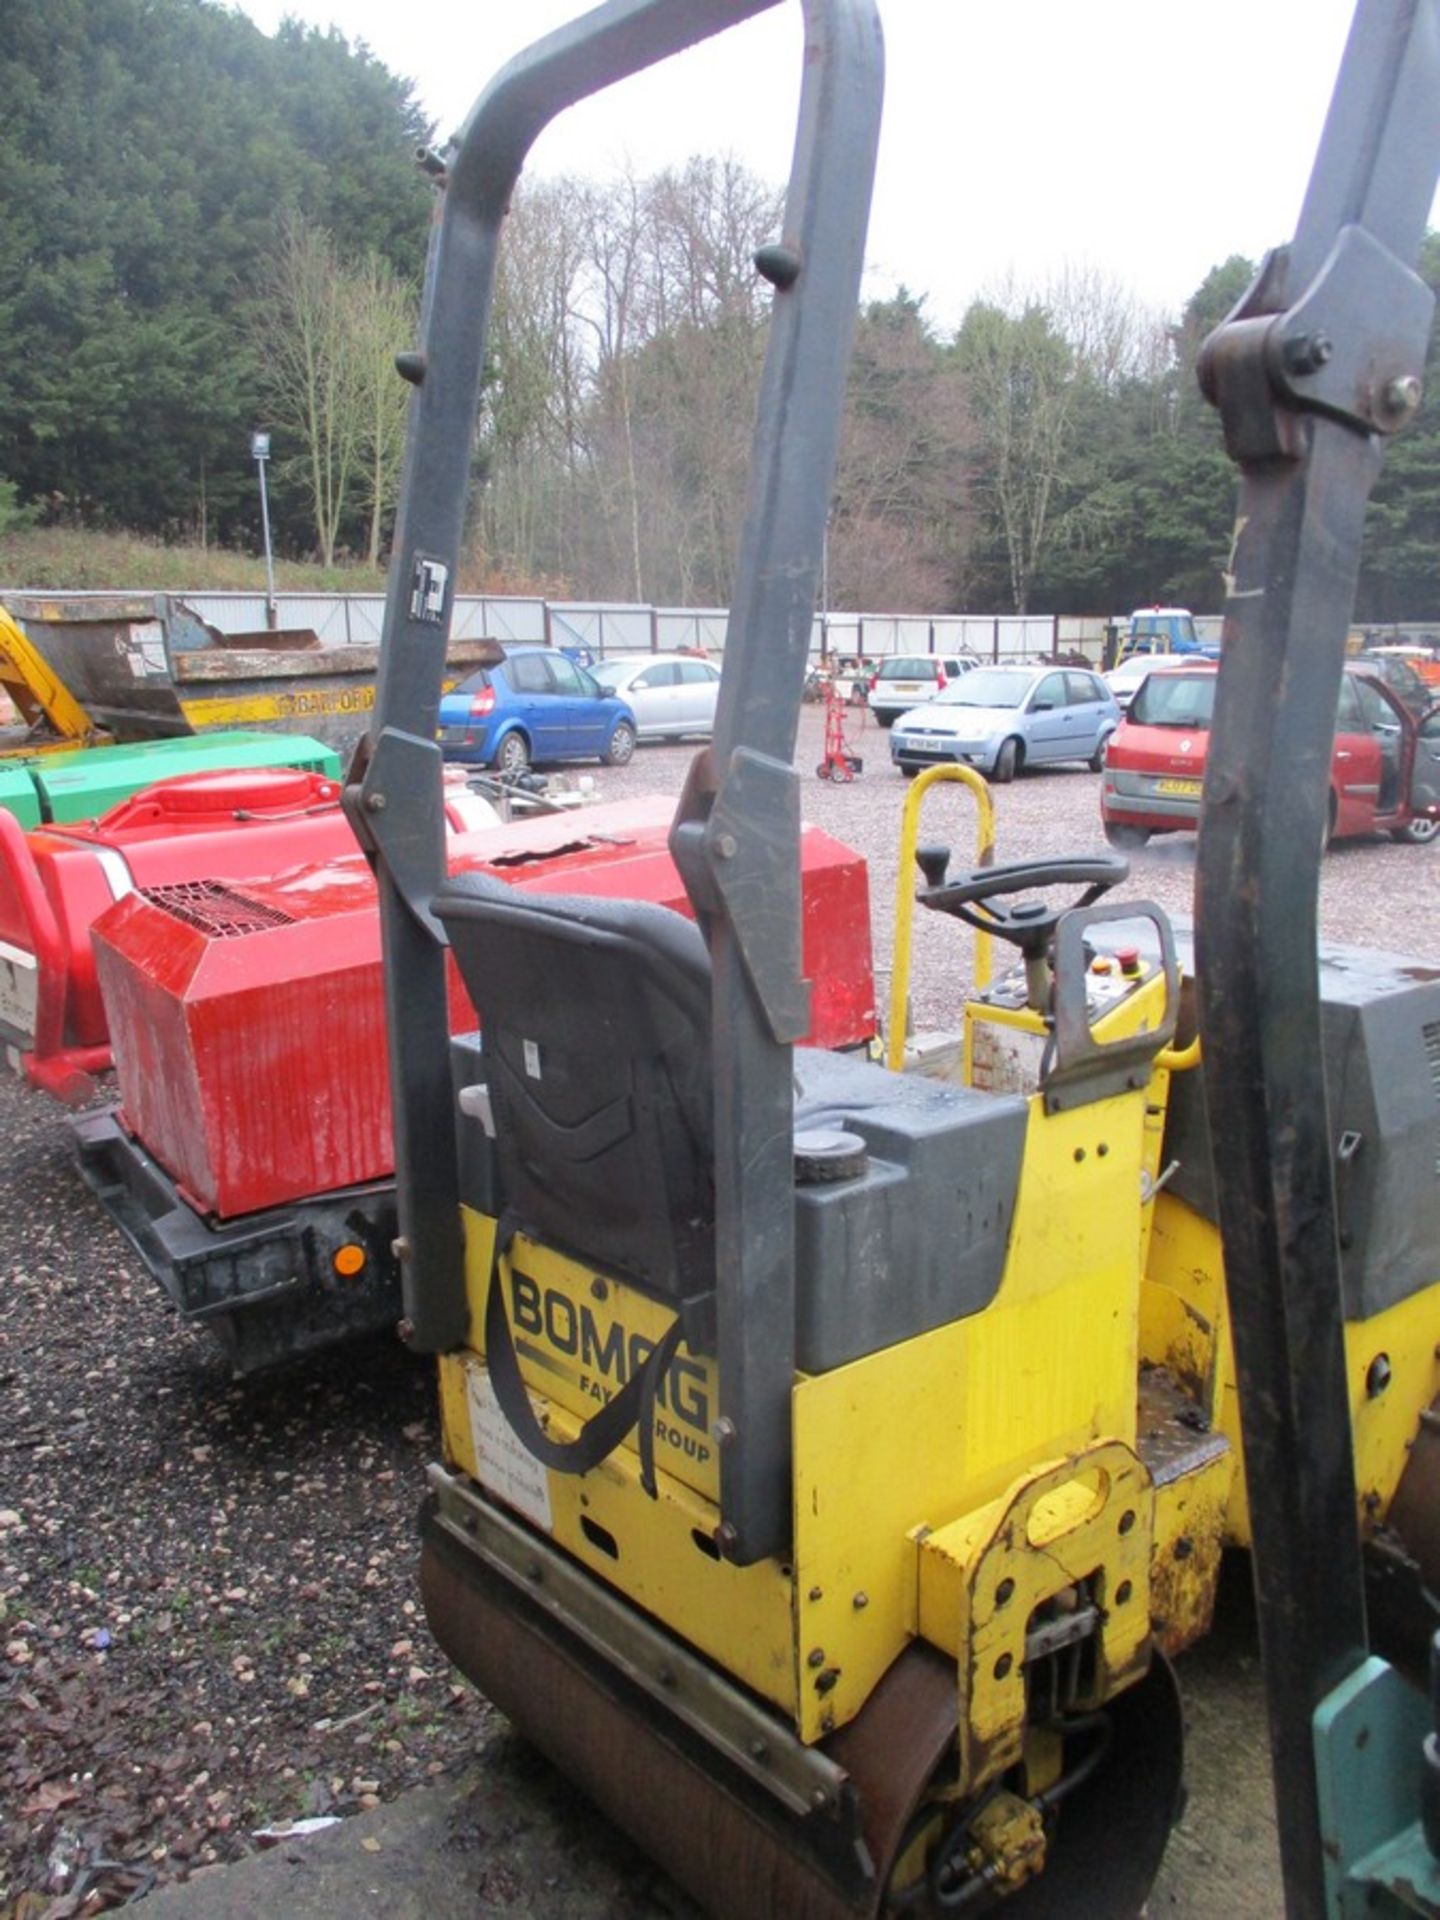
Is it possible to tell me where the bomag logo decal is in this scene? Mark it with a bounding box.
[508,1267,712,1466]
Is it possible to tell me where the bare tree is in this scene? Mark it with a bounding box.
[952,267,1184,612]
[832,292,974,611]
[459,157,808,604]
[953,274,1084,613]
[252,214,362,567]
[1047,263,1168,391]
[646,156,778,332]
[522,158,782,604]
[584,168,655,600]
[601,157,781,604]
[472,178,592,587]
[348,253,418,566]
[249,217,418,568]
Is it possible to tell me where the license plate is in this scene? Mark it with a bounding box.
[439,727,467,743]
[1155,777,1202,797]
[904,739,945,754]
[0,940,38,1045]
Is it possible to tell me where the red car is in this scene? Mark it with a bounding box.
[1100,661,1440,848]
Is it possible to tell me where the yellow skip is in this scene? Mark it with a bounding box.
[180,671,470,732]
[180,686,377,729]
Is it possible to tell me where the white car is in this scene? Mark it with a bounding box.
[867,654,975,726]
[590,653,722,741]
[1104,652,1197,712]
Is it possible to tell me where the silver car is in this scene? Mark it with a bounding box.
[590,653,721,741]
[890,665,1120,783]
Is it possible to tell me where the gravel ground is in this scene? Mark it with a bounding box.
[0,1123,497,1914]
[0,701,1434,1913]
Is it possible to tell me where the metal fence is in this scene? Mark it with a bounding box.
[170,591,1227,667]
[820,613,1104,664]
[181,591,551,648]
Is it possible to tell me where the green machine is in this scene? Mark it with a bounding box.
[0,732,341,830]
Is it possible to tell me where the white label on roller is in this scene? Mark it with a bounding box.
[465,1362,552,1532]
[523,1038,541,1080]
[0,940,38,1044]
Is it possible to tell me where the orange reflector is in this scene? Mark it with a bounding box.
[333,1244,366,1277]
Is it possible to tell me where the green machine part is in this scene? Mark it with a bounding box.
[0,764,44,829]
[7,729,341,826]
[1314,1657,1440,1917]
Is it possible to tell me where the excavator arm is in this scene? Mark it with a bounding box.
[0,606,103,745]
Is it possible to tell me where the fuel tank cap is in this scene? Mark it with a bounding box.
[794,1127,868,1184]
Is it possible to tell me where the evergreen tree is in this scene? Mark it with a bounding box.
[0,0,431,549]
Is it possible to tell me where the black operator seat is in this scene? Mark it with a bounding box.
[436,871,1028,1376]
[435,871,715,1312]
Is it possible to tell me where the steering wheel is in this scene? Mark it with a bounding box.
[918,853,1129,954]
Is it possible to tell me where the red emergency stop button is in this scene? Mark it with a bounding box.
[1116,945,1142,976]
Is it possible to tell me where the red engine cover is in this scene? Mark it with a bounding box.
[93,797,876,1221]
[0,769,352,1098]
[0,767,500,1100]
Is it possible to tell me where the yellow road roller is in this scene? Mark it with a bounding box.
[345,1,1440,1912]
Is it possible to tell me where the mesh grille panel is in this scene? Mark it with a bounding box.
[140,880,297,939]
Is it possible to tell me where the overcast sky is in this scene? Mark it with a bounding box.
[232,0,1429,332]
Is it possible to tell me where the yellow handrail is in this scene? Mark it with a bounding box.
[1154,1034,1202,1073]
[886,763,996,1073]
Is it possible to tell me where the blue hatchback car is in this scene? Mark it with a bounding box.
[437,647,637,774]
[889,665,1120,783]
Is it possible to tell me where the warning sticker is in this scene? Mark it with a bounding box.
[464,1361,552,1532]
[121,621,170,678]
[0,939,37,1043]
[409,555,449,626]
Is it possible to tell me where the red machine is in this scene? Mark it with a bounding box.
[0,766,501,1101]
[76,797,875,1370]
